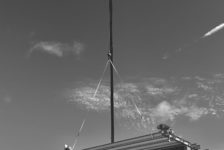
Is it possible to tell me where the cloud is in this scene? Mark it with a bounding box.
[68,83,139,111]
[162,53,169,60]
[153,101,177,121]
[185,106,208,121]
[146,85,176,96]
[29,41,84,57]
[152,101,208,121]
[67,74,224,130]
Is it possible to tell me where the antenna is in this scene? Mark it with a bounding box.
[108,0,115,143]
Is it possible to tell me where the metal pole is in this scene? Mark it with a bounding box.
[108,0,114,143]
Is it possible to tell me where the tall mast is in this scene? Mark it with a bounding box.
[108,0,114,143]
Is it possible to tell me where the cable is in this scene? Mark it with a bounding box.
[109,59,123,84]
[109,59,143,118]
[71,119,86,150]
[93,60,110,97]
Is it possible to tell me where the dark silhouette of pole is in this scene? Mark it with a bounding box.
[108,0,114,143]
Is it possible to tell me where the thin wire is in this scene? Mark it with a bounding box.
[92,51,143,130]
[71,119,86,150]
[133,101,142,116]
[109,59,142,117]
[93,60,110,97]
[109,59,123,84]
[71,139,77,150]
[78,119,86,136]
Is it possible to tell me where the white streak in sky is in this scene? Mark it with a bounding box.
[29,41,84,57]
[203,23,224,38]
[164,23,224,60]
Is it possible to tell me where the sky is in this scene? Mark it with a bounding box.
[1,0,224,150]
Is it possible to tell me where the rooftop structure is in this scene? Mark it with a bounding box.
[82,124,200,150]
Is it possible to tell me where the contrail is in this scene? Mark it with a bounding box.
[170,22,224,58]
[202,23,224,38]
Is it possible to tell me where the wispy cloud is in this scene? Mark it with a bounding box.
[67,74,224,130]
[29,41,84,57]
[162,53,169,60]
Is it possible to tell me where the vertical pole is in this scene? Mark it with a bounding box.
[109,0,114,143]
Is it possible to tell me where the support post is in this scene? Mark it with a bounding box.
[109,0,114,143]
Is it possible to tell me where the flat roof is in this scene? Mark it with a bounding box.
[83,132,186,150]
